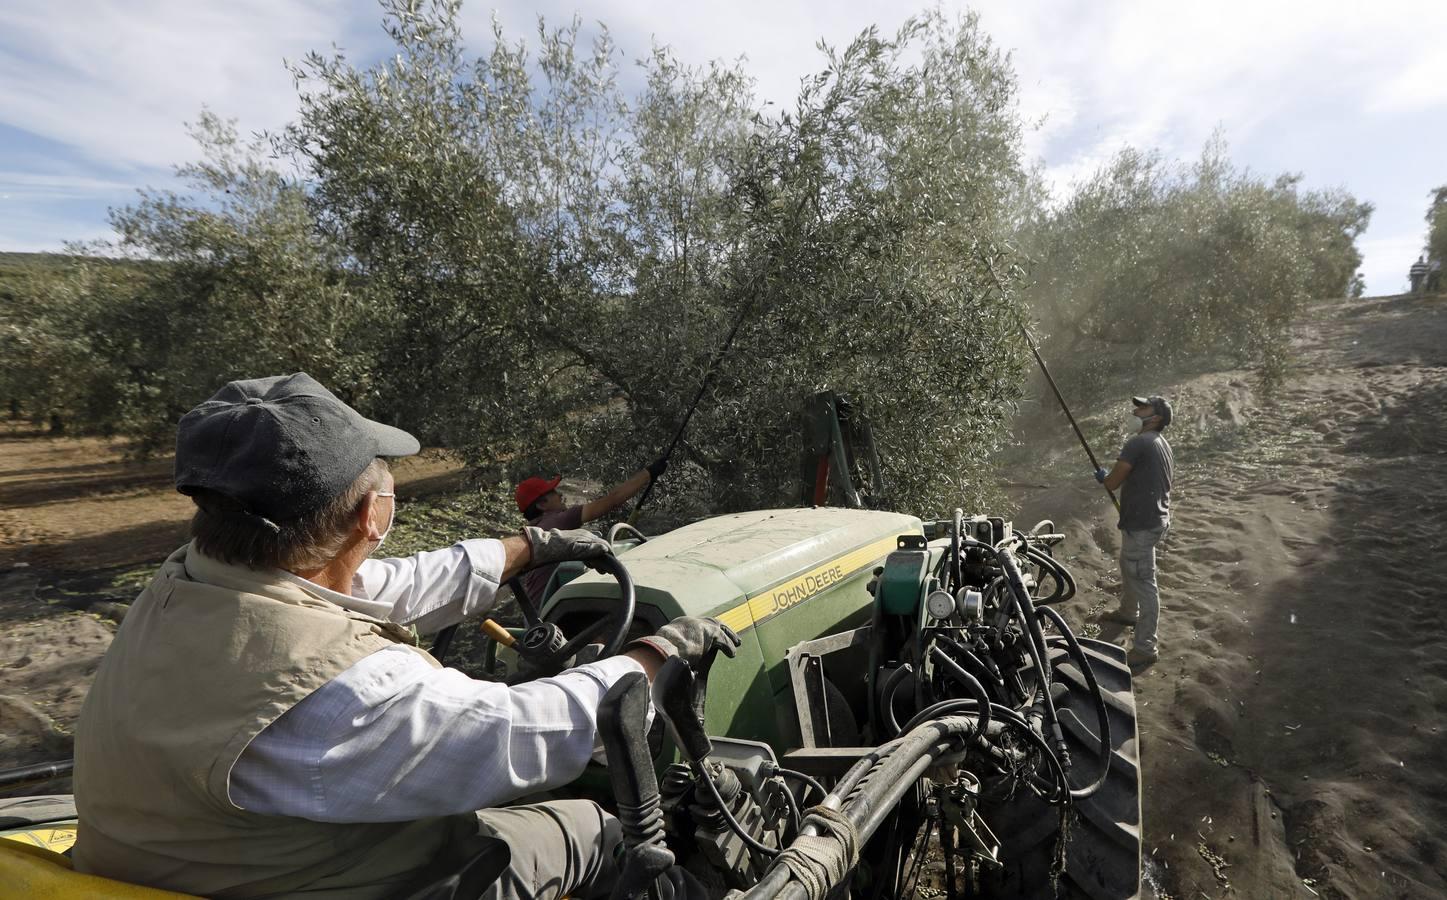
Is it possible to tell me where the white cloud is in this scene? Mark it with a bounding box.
[0,0,371,171]
[3,0,1445,289]
[1369,54,1447,114]
[0,170,136,197]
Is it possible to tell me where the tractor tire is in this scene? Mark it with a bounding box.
[978,638,1142,900]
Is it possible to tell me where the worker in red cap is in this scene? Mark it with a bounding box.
[516,457,667,600]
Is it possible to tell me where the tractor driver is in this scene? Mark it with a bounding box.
[515,455,667,601]
[1094,394,1174,668]
[72,373,738,900]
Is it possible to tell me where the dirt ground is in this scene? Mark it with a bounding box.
[1009,293,1447,899]
[2,294,1445,898]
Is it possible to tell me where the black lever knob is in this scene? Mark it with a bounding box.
[653,657,712,763]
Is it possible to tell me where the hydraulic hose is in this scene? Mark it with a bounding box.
[737,716,982,900]
[928,646,992,734]
[879,663,913,737]
[1022,543,1076,604]
[1037,605,1114,800]
[896,699,1069,805]
[931,633,1005,695]
[990,538,1072,776]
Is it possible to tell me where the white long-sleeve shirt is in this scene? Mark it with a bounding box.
[229,539,646,822]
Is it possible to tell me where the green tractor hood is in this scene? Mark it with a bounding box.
[547,507,922,747]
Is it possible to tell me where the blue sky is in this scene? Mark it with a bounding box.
[2,0,1444,295]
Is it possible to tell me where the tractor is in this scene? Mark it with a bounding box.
[0,502,1140,898]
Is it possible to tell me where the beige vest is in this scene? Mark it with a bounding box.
[73,544,478,899]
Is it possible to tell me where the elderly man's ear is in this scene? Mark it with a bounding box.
[357,490,390,542]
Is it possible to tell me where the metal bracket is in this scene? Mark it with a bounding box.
[786,626,874,748]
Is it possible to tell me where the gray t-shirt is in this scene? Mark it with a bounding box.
[1118,430,1173,531]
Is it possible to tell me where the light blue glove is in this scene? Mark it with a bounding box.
[1094,467,1108,484]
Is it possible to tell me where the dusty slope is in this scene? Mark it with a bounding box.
[1008,293,1447,899]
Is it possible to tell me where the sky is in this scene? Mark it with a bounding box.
[2,0,1444,295]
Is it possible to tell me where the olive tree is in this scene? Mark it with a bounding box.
[280,2,1034,515]
[1022,137,1371,394]
[1,114,374,447]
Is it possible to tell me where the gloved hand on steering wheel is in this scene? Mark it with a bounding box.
[521,525,612,569]
[628,616,741,669]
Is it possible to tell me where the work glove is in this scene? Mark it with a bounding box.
[629,616,741,669]
[522,526,612,568]
[1094,467,1108,484]
[646,456,669,480]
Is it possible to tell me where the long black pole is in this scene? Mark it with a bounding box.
[629,292,761,522]
[1017,323,1120,513]
[980,252,1120,513]
[0,758,73,789]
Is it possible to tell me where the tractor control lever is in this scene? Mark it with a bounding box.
[653,657,713,764]
[598,671,674,900]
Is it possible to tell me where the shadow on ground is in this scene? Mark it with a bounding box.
[1230,375,1447,899]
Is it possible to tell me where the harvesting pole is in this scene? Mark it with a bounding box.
[1017,322,1120,513]
[980,252,1119,513]
[629,291,761,523]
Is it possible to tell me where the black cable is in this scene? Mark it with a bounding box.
[990,538,1071,777]
[742,717,980,900]
[695,762,780,859]
[1038,605,1113,800]
[899,698,1026,736]
[1023,544,1076,604]
[879,663,913,737]
[775,767,828,807]
[900,815,934,898]
[932,633,1004,697]
[928,646,992,734]
[778,775,804,838]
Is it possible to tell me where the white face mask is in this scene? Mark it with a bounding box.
[371,490,396,554]
[1126,413,1144,433]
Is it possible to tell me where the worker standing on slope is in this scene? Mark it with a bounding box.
[1094,395,1174,668]
[1409,255,1429,293]
[516,457,667,600]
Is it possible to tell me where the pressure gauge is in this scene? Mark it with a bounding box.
[957,589,984,622]
[926,589,956,620]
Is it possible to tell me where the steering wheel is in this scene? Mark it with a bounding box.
[430,553,637,672]
[506,552,637,672]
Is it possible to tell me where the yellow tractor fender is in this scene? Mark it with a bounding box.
[0,838,200,899]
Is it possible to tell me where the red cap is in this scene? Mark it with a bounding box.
[515,475,562,514]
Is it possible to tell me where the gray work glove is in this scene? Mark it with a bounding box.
[522,526,612,568]
[629,616,741,668]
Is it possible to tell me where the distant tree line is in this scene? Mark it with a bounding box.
[0,0,1372,514]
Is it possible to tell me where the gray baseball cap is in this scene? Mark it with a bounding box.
[1131,394,1172,427]
[175,373,419,522]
